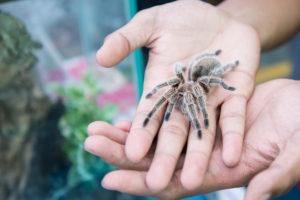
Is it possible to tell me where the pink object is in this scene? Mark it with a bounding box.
[46,57,88,83]
[97,83,135,111]
[67,58,88,80]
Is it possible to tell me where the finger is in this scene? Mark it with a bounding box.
[124,29,178,162]
[220,94,247,167]
[102,170,152,196]
[114,121,132,132]
[146,109,189,191]
[125,86,170,162]
[84,135,151,170]
[87,121,127,144]
[245,131,300,200]
[206,42,257,167]
[85,133,185,171]
[102,170,189,199]
[210,69,254,167]
[96,8,156,67]
[181,105,217,190]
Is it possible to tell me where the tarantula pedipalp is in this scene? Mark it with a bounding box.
[143,49,239,138]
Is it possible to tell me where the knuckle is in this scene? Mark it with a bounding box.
[220,95,246,127]
[224,93,248,106]
[188,148,210,160]
[130,127,156,139]
[115,30,132,53]
[156,150,177,162]
[223,131,243,137]
[133,7,157,25]
[160,123,187,138]
[221,112,244,120]
[234,93,248,103]
[220,113,244,127]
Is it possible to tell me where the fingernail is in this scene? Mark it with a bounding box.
[101,177,112,190]
[99,36,108,49]
[103,34,111,43]
[83,137,94,153]
[96,48,102,57]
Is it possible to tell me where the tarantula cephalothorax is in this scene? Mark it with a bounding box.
[143,49,239,138]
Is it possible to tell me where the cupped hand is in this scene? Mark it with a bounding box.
[96,0,260,191]
[86,79,300,199]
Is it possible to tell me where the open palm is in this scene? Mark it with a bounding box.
[96,0,260,191]
[85,79,300,199]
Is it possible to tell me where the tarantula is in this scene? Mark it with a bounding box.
[143,49,239,138]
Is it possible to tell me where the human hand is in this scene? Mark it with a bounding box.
[86,79,300,199]
[96,0,260,191]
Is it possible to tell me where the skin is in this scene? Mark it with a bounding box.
[96,0,260,191]
[219,0,300,50]
[88,0,300,198]
[85,79,300,199]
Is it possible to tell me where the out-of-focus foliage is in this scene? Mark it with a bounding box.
[0,11,53,199]
[0,10,42,90]
[51,72,117,187]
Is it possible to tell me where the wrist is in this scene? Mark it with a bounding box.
[217,0,265,50]
[218,0,300,51]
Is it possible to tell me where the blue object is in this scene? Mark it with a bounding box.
[126,0,145,99]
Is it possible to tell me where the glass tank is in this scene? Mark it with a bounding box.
[0,0,143,199]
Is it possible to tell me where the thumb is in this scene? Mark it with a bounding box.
[245,131,300,200]
[96,8,156,67]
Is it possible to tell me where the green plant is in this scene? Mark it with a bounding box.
[52,72,117,187]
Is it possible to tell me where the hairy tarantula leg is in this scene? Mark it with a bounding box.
[143,88,177,127]
[212,60,239,76]
[183,92,202,138]
[214,49,222,55]
[198,76,235,91]
[192,84,209,128]
[189,49,222,67]
[164,103,175,121]
[164,95,178,121]
[145,78,180,99]
[174,63,186,83]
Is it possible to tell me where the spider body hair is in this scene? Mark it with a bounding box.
[143,49,239,138]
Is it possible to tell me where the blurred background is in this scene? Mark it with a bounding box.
[0,0,299,200]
